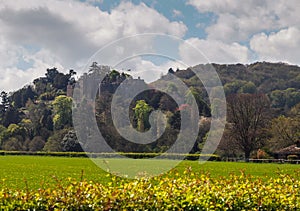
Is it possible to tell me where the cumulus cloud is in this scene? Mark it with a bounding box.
[187,0,300,43]
[0,7,97,66]
[0,36,21,68]
[114,56,186,83]
[111,2,187,37]
[250,27,300,64]
[179,38,250,65]
[0,0,187,91]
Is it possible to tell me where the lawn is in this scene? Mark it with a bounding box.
[1,156,300,209]
[1,155,300,190]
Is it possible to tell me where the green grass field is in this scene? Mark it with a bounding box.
[1,156,300,190]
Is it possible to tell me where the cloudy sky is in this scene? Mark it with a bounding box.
[0,0,299,91]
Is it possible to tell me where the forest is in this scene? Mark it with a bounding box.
[0,62,299,160]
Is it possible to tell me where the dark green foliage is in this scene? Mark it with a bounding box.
[28,136,45,152]
[27,101,53,138]
[169,110,181,130]
[0,151,219,160]
[43,138,62,152]
[270,88,300,110]
[46,128,69,150]
[45,67,59,83]
[168,67,174,74]
[33,78,50,95]
[53,72,69,90]
[33,68,75,95]
[0,62,300,156]
[0,91,10,113]
[240,81,257,93]
[11,86,36,108]
[2,137,23,151]
[1,106,22,127]
[61,130,83,152]
[109,69,120,81]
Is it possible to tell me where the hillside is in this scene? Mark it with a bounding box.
[0,62,299,158]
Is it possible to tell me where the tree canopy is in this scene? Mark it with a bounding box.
[0,62,299,158]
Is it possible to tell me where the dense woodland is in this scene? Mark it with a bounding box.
[0,62,299,159]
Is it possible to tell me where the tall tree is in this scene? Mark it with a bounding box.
[11,86,36,108]
[133,100,152,132]
[45,67,59,83]
[68,69,77,85]
[227,94,270,160]
[52,95,72,130]
[61,130,83,152]
[268,115,299,150]
[0,91,9,114]
[267,103,300,150]
[27,101,53,138]
[1,107,22,127]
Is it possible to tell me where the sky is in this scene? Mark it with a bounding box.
[0,0,299,91]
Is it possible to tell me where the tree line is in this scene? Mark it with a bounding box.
[0,62,299,160]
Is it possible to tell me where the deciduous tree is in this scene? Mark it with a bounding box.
[227,94,270,160]
[267,103,300,150]
[52,95,72,130]
[133,100,152,132]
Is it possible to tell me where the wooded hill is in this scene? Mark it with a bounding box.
[0,62,299,159]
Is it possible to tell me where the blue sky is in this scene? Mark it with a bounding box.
[0,0,299,91]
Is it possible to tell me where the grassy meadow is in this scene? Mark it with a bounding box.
[1,155,300,190]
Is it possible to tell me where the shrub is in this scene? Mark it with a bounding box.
[39,92,55,101]
[287,154,298,160]
[0,151,220,160]
[28,136,45,152]
[0,170,299,210]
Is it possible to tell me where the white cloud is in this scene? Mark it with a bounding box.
[187,0,300,43]
[114,56,186,83]
[0,0,187,92]
[0,55,63,93]
[110,2,187,37]
[0,41,66,91]
[187,0,266,15]
[250,27,300,64]
[0,36,20,68]
[179,38,250,65]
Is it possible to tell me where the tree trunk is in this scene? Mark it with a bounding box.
[245,151,251,162]
[137,118,144,132]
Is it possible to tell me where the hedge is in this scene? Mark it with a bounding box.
[0,151,220,161]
